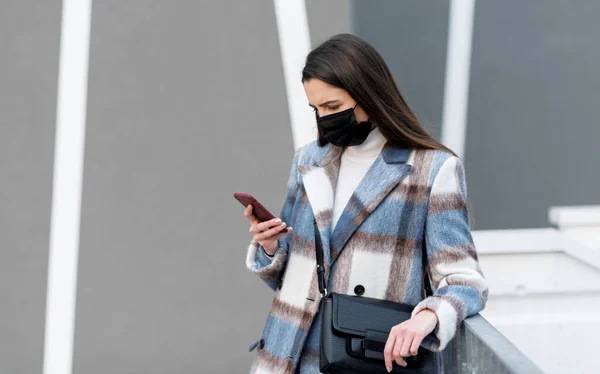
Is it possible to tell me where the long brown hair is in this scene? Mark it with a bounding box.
[302,34,455,156]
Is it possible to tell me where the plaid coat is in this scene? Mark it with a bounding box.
[245,140,488,374]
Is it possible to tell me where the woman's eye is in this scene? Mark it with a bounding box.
[329,106,340,111]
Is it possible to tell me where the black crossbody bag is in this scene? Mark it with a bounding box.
[315,219,438,374]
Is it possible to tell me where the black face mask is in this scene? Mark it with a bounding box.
[316,104,374,147]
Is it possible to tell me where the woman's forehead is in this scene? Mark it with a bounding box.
[303,79,348,103]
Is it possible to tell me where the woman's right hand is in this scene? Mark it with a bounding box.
[244,205,292,256]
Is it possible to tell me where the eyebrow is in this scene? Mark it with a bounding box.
[308,100,341,108]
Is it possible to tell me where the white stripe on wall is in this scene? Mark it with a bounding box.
[440,0,476,159]
[273,0,316,150]
[43,1,92,374]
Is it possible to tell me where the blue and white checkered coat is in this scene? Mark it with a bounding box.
[245,140,488,374]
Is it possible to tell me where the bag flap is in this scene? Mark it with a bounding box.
[331,293,414,337]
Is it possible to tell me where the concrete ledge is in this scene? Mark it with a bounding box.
[549,205,600,228]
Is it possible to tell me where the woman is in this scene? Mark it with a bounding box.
[243,34,487,374]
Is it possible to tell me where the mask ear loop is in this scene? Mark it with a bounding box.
[352,103,362,120]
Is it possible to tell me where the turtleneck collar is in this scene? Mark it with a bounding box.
[342,126,386,160]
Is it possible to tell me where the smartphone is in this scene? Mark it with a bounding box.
[234,192,289,233]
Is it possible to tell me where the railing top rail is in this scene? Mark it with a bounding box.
[463,314,544,374]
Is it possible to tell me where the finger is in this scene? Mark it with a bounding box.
[244,205,259,224]
[255,224,286,242]
[399,335,413,358]
[250,218,279,234]
[383,332,396,372]
[409,333,423,356]
[269,227,293,241]
[392,337,407,367]
[255,223,287,241]
[395,356,407,368]
[256,218,282,232]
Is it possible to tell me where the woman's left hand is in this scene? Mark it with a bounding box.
[383,309,438,372]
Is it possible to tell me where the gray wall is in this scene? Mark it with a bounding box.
[0,1,350,372]
[73,1,350,373]
[352,0,600,229]
[353,0,450,141]
[307,0,352,47]
[0,1,62,373]
[465,0,600,229]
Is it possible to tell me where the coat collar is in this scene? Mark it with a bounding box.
[299,141,413,267]
[303,141,412,167]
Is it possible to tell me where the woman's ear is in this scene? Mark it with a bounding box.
[354,104,369,123]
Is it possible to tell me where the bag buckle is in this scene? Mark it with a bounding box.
[316,264,328,297]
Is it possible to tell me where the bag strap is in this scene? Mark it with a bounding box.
[314,218,328,297]
[313,218,433,298]
[422,244,433,298]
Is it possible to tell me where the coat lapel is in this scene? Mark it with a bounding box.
[299,143,343,267]
[329,144,413,265]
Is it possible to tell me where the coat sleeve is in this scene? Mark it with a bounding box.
[245,146,304,290]
[412,155,488,351]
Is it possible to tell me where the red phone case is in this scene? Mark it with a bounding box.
[234,192,276,221]
[234,192,289,233]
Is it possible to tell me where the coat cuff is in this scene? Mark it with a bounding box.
[245,239,288,285]
[412,295,466,351]
[256,243,275,267]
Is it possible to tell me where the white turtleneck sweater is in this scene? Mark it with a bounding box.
[331,127,387,231]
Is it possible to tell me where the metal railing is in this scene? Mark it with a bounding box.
[441,314,544,374]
